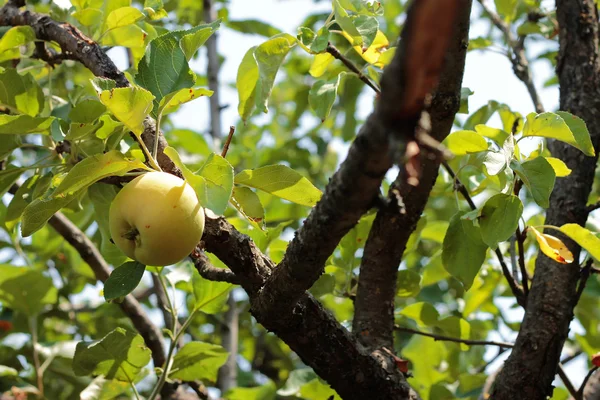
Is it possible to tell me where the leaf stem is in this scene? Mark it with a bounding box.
[29,316,44,398]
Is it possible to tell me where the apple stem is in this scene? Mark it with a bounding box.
[122,228,139,241]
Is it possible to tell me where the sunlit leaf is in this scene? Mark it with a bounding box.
[169,341,228,381]
[479,194,523,248]
[106,7,144,30]
[522,112,595,157]
[559,224,600,261]
[191,269,233,314]
[443,130,489,156]
[529,227,574,264]
[97,86,155,135]
[309,72,345,122]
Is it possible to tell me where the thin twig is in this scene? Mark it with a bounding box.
[326,43,381,94]
[576,259,594,303]
[578,366,599,399]
[586,202,600,213]
[477,0,544,113]
[442,161,526,306]
[561,349,583,365]
[557,364,579,400]
[221,126,235,158]
[395,325,514,348]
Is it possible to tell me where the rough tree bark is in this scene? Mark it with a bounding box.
[491,1,600,399]
[353,0,473,351]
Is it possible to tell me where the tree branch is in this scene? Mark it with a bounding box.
[477,0,545,113]
[326,43,381,94]
[253,0,463,326]
[395,325,514,348]
[192,249,240,284]
[352,0,472,351]
[491,1,600,398]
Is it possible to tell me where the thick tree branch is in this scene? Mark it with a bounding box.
[478,0,545,113]
[491,2,600,399]
[352,0,472,351]
[192,249,240,284]
[254,0,463,325]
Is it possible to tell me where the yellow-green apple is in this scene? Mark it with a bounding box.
[109,171,204,266]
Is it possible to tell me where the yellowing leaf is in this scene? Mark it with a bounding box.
[529,226,574,264]
[97,87,154,136]
[309,53,334,78]
[544,157,572,177]
[341,29,390,67]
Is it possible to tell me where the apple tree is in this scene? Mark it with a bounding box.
[0,0,599,399]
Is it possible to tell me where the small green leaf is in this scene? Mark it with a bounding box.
[333,0,363,46]
[157,87,213,117]
[459,87,474,114]
[398,302,439,327]
[468,37,492,51]
[232,186,265,224]
[435,316,471,351]
[475,124,509,146]
[227,19,282,38]
[559,224,600,261]
[191,268,233,314]
[236,46,259,122]
[396,270,421,298]
[73,328,151,381]
[225,381,277,400]
[443,130,489,155]
[254,34,297,113]
[511,157,556,208]
[0,115,55,135]
[0,69,44,116]
[479,194,523,248]
[169,341,228,382]
[309,72,345,122]
[53,151,150,196]
[5,174,38,230]
[544,157,571,177]
[442,211,488,290]
[463,101,500,130]
[69,99,107,123]
[97,86,154,136]
[72,8,104,27]
[235,165,322,207]
[0,265,57,315]
[104,262,145,301]
[106,7,144,30]
[0,26,35,63]
[494,0,518,21]
[179,20,221,61]
[21,190,84,237]
[522,112,595,157]
[0,167,22,198]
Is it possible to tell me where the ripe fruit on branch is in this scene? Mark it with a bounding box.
[109,172,205,266]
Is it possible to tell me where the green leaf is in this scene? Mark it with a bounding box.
[97,86,155,135]
[227,19,282,38]
[482,151,507,175]
[164,147,233,215]
[544,157,571,177]
[104,262,146,301]
[69,99,107,123]
[559,224,600,261]
[0,167,23,197]
[398,302,439,327]
[442,130,489,155]
[309,72,345,122]
[136,21,219,108]
[299,379,341,400]
[0,26,35,63]
[80,376,129,400]
[169,341,228,382]
[333,0,363,46]
[468,37,492,51]
[479,194,523,248]
[494,0,518,21]
[511,157,556,208]
[196,153,235,215]
[402,336,447,399]
[72,8,104,27]
[157,87,213,117]
[235,165,322,207]
[191,268,233,314]
[442,211,488,290]
[226,381,277,400]
[253,34,297,113]
[5,174,38,230]
[21,189,84,237]
[106,6,144,31]
[0,134,21,159]
[463,101,500,130]
[232,186,265,224]
[297,27,330,54]
[88,184,129,265]
[278,368,317,396]
[459,87,474,114]
[236,46,259,122]
[72,328,151,381]
[0,69,44,116]
[475,124,509,146]
[396,270,421,297]
[435,316,471,351]
[53,151,150,197]
[522,112,595,157]
[0,115,55,135]
[0,265,57,315]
